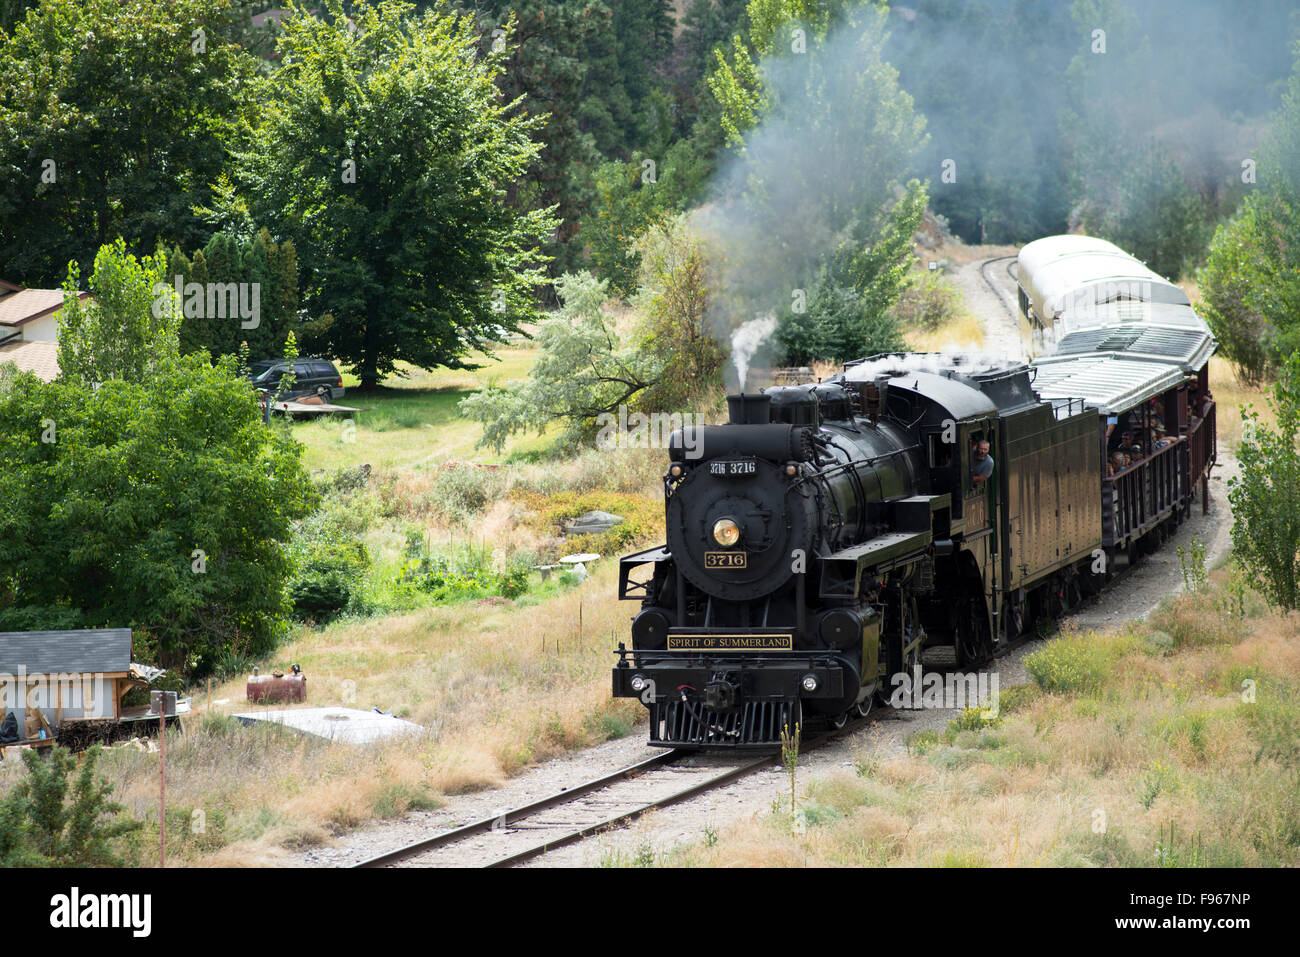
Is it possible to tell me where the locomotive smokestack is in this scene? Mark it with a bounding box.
[860,377,888,423]
[727,393,772,425]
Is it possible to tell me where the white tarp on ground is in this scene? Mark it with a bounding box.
[232,707,423,745]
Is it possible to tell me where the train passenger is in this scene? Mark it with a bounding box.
[1148,398,1165,434]
[971,440,994,484]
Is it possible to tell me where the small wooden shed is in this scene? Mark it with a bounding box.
[0,629,135,742]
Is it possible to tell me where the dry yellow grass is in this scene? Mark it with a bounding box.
[921,239,1020,266]
[640,574,1300,868]
[1209,355,1275,450]
[904,311,986,352]
[81,557,648,865]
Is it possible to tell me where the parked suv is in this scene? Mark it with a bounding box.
[248,358,345,401]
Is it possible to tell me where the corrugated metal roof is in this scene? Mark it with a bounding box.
[1054,320,1216,371]
[0,629,132,675]
[1031,355,1185,414]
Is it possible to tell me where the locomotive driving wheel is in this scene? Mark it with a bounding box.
[956,593,994,668]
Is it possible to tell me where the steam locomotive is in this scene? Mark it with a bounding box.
[612,236,1217,748]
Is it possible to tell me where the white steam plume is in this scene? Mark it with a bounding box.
[731,314,778,391]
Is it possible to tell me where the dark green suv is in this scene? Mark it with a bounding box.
[248,358,345,401]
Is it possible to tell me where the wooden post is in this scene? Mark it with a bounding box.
[159,709,166,868]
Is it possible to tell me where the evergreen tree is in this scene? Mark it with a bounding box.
[0,747,140,868]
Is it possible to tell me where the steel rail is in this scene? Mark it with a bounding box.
[483,753,775,868]
[355,708,878,868]
[353,749,683,868]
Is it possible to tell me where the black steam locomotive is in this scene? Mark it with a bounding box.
[613,349,1214,748]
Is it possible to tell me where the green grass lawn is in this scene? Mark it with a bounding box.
[292,344,557,471]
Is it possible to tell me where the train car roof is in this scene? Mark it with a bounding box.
[1052,312,1216,372]
[1030,354,1187,415]
[1018,234,1188,322]
[881,369,1000,421]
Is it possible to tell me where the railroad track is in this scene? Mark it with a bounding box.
[976,254,1030,361]
[977,254,1019,316]
[353,718,875,868]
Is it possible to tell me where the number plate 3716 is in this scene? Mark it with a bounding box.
[709,460,756,476]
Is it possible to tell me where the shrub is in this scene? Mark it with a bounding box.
[890,269,963,332]
[391,543,529,605]
[0,746,140,867]
[286,488,374,621]
[947,706,1000,734]
[1023,631,1120,695]
[288,543,370,621]
[1228,351,1300,610]
[429,463,508,524]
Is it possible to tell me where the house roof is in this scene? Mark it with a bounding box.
[0,287,84,326]
[0,629,133,676]
[0,339,59,381]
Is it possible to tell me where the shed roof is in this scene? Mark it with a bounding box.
[0,629,132,676]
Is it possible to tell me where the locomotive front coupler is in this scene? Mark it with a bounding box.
[704,674,740,711]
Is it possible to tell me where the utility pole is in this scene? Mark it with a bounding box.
[152,691,177,867]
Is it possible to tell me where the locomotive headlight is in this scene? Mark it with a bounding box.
[711,517,741,547]
[630,675,648,693]
[801,674,819,693]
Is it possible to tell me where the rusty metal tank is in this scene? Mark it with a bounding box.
[246,666,307,704]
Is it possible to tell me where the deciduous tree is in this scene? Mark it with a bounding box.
[0,0,258,285]
[217,1,555,388]
[1228,350,1300,611]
